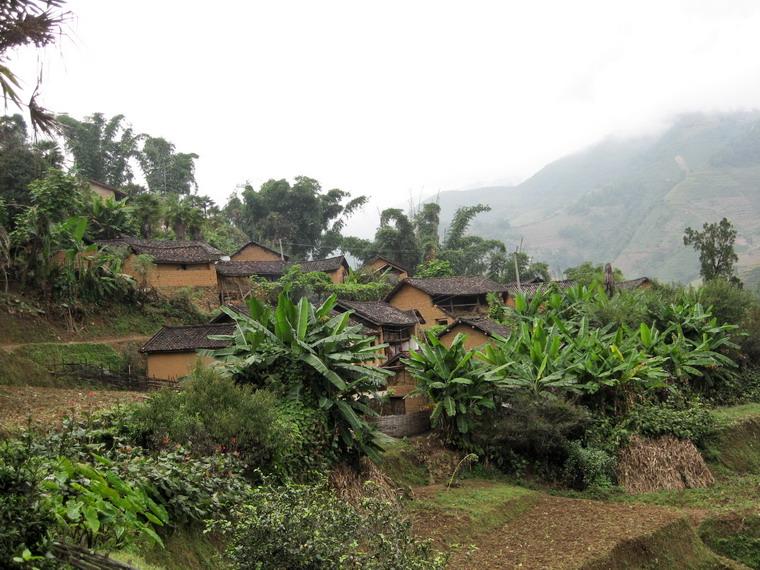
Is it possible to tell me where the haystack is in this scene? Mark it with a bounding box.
[329,457,399,504]
[617,435,715,494]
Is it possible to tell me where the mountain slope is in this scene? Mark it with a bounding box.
[435,112,760,285]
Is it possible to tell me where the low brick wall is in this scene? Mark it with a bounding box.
[371,410,430,437]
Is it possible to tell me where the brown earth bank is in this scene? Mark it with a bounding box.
[0,385,146,431]
[410,481,744,570]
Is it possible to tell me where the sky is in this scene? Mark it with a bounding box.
[10,0,760,236]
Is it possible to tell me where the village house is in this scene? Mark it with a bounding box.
[88,179,127,201]
[438,316,510,350]
[362,256,409,281]
[140,322,234,380]
[216,255,350,302]
[333,300,420,361]
[97,237,225,292]
[230,241,288,262]
[384,276,510,329]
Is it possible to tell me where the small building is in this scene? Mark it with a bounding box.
[230,241,288,262]
[89,180,127,201]
[363,256,409,281]
[334,300,421,360]
[438,316,510,350]
[216,256,351,302]
[617,277,653,290]
[384,276,510,329]
[504,278,576,306]
[139,323,235,380]
[97,237,224,291]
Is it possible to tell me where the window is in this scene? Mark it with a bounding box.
[180,264,187,270]
[436,318,448,326]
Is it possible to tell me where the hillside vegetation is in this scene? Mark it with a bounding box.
[435,112,760,286]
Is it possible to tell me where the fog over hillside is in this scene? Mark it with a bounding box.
[429,112,760,286]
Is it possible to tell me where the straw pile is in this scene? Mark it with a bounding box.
[329,457,399,505]
[617,435,715,494]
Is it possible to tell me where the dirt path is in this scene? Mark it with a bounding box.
[0,385,147,431]
[446,494,681,569]
[0,334,149,352]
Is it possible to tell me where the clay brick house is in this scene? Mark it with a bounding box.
[140,323,234,380]
[438,316,510,350]
[216,256,350,302]
[333,300,420,361]
[97,237,225,291]
[89,180,127,201]
[363,256,409,281]
[230,241,287,262]
[384,276,510,329]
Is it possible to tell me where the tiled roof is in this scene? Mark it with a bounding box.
[441,316,510,338]
[216,256,349,278]
[504,279,576,296]
[387,276,510,299]
[140,323,235,353]
[617,277,652,290]
[335,300,418,327]
[210,303,374,334]
[364,256,409,274]
[89,179,127,199]
[97,237,224,264]
[231,241,289,261]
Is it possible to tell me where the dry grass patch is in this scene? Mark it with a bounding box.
[618,435,715,493]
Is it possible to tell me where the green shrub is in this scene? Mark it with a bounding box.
[134,369,296,471]
[473,395,590,473]
[697,278,755,326]
[563,443,615,490]
[211,482,446,570]
[740,304,760,364]
[0,441,55,567]
[625,401,717,448]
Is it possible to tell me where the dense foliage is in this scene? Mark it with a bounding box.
[209,293,391,461]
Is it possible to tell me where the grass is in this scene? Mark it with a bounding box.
[699,513,760,569]
[712,402,760,426]
[111,528,228,570]
[378,439,430,487]
[0,350,55,386]
[22,343,125,370]
[409,480,538,547]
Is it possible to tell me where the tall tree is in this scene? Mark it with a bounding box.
[0,0,69,133]
[139,136,198,194]
[414,202,440,261]
[683,218,740,283]
[439,204,505,275]
[58,113,142,186]
[164,194,203,240]
[488,251,550,283]
[0,114,61,225]
[236,176,366,259]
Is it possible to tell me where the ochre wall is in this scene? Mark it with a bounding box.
[146,352,214,380]
[231,243,282,261]
[439,324,492,350]
[89,182,116,201]
[122,255,218,289]
[387,284,450,329]
[327,267,348,284]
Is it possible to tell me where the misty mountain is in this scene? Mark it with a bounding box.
[435,112,760,286]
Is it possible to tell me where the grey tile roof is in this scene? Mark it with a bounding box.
[97,237,224,264]
[216,256,349,278]
[446,316,510,338]
[389,276,510,299]
[617,277,652,290]
[504,279,576,296]
[140,323,235,353]
[335,300,419,326]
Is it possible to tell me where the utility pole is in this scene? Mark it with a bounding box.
[514,237,523,292]
[279,239,285,261]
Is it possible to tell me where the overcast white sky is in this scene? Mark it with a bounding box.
[10,0,760,236]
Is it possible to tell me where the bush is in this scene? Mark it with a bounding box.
[134,369,297,471]
[625,401,717,448]
[211,482,446,570]
[474,395,590,473]
[740,305,760,364]
[0,441,55,567]
[697,278,755,326]
[563,443,615,490]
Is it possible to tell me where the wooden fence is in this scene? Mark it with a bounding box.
[52,362,179,392]
[51,542,137,570]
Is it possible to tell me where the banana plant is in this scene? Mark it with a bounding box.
[208,291,391,460]
[403,332,496,442]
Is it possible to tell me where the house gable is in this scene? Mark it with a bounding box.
[385,282,450,328]
[231,241,286,262]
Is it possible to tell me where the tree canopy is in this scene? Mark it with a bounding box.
[684,218,740,284]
